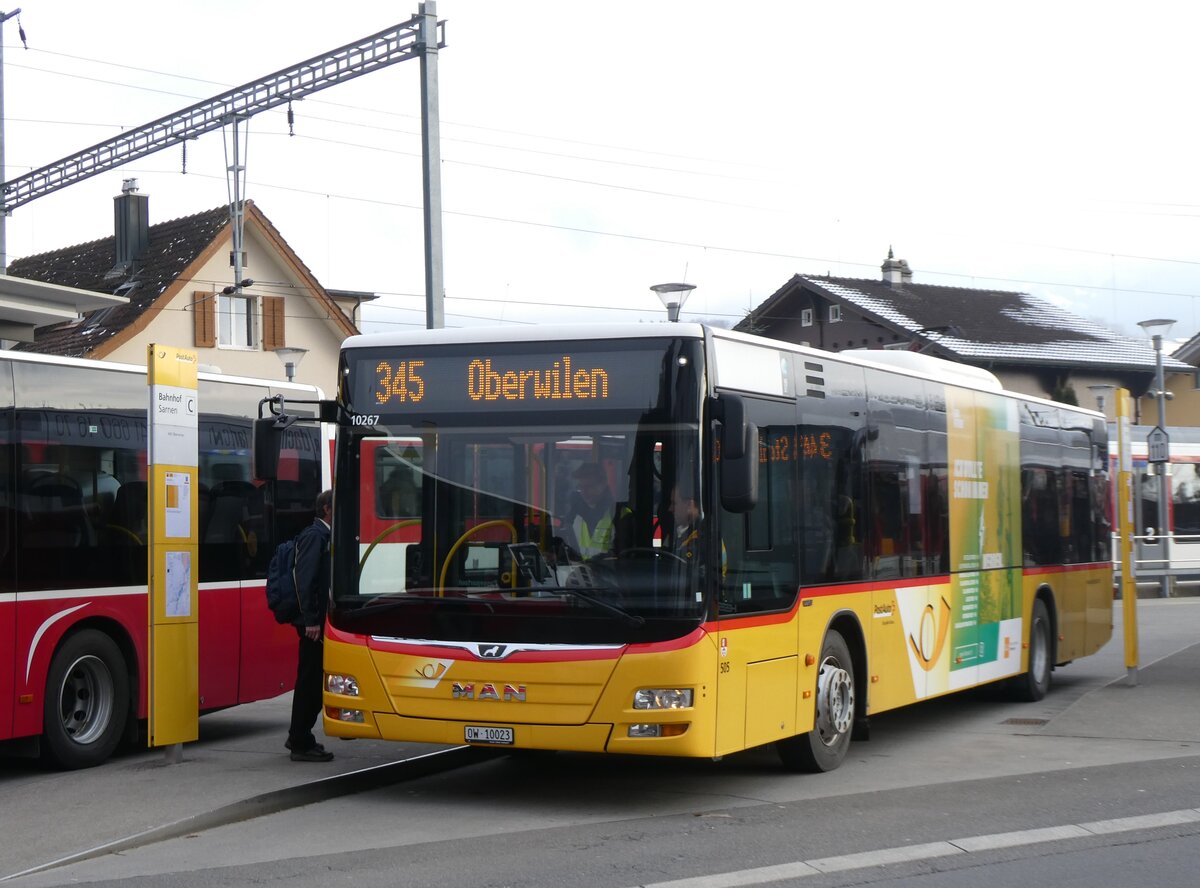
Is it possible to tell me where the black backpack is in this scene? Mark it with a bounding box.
[265,537,301,624]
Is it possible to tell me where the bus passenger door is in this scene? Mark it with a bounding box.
[715,404,800,754]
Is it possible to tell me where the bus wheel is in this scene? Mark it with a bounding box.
[1011,598,1052,702]
[777,629,855,772]
[42,630,130,770]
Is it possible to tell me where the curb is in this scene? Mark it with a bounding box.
[1,745,501,883]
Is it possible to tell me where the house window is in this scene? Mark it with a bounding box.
[829,305,842,322]
[801,309,814,327]
[219,292,256,348]
[1194,369,1200,390]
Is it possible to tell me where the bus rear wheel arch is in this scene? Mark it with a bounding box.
[777,628,857,772]
[42,628,131,770]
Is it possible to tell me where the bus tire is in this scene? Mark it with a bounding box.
[1011,598,1052,702]
[777,629,855,772]
[42,629,130,770]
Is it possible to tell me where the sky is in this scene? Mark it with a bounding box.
[2,1,1199,342]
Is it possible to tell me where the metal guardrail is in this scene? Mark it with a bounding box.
[1110,532,1200,595]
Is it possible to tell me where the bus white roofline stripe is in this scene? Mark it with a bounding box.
[13,583,243,604]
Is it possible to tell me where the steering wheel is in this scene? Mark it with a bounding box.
[619,547,688,566]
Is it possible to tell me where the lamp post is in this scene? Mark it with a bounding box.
[274,346,308,382]
[0,8,23,275]
[1138,318,1175,597]
[1086,383,1115,418]
[651,282,695,322]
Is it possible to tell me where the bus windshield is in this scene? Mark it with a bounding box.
[330,337,708,645]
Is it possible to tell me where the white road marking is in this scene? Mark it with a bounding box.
[639,807,1200,888]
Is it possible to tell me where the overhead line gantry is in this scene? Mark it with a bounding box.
[0,1,446,327]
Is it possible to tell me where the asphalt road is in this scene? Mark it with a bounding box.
[3,599,1199,888]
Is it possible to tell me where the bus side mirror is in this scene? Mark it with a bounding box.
[252,417,283,481]
[721,394,748,461]
[721,420,759,512]
[717,394,758,512]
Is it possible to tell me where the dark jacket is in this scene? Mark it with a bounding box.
[293,517,331,627]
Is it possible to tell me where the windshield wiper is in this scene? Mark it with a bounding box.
[554,587,645,626]
[341,587,643,627]
[343,593,495,617]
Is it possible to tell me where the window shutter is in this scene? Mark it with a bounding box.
[262,296,285,351]
[193,291,215,348]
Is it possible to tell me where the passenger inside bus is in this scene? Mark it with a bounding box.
[377,447,421,518]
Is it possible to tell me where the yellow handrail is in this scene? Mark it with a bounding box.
[358,518,422,574]
[437,519,518,596]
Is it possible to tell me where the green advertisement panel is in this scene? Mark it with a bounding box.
[945,388,1022,680]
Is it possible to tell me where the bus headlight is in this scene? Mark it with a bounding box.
[633,688,693,710]
[326,673,360,696]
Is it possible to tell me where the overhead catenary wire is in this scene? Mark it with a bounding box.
[4,42,1197,329]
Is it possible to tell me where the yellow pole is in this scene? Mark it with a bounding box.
[147,344,200,759]
[1116,388,1138,686]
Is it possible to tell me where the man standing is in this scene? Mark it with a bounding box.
[287,488,334,762]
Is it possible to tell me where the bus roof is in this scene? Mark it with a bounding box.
[0,348,326,399]
[341,322,708,350]
[342,322,1099,419]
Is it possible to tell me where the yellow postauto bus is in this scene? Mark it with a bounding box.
[309,323,1111,771]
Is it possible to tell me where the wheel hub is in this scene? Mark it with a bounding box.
[58,655,114,745]
[815,658,854,744]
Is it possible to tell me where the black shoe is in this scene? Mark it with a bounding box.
[285,740,328,753]
[290,745,334,762]
[286,739,330,754]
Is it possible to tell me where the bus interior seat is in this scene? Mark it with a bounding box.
[21,471,92,549]
[107,480,148,543]
[204,480,254,545]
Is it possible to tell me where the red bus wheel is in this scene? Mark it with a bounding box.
[42,629,130,770]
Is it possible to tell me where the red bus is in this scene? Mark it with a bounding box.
[0,351,330,768]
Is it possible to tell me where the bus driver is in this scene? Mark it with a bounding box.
[562,462,618,560]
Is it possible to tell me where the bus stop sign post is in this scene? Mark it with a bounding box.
[1147,426,1169,464]
[1118,389,1139,686]
[147,344,200,761]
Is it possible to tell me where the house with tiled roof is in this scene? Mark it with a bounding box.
[6,183,360,392]
[737,250,1192,423]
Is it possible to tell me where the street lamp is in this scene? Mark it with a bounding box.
[1138,318,1175,597]
[1086,383,1115,417]
[651,282,695,322]
[274,346,308,382]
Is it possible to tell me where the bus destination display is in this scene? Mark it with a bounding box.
[351,345,676,415]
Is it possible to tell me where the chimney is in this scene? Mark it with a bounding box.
[881,246,909,286]
[113,179,149,271]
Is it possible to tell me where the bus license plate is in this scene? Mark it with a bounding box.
[465,725,513,745]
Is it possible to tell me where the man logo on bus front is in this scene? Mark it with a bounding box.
[479,644,508,659]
